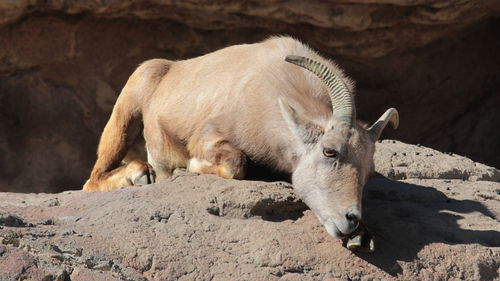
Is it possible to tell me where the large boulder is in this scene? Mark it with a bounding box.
[0,141,499,280]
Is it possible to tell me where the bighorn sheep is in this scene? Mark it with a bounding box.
[83,36,398,250]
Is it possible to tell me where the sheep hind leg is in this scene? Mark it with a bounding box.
[144,122,190,181]
[100,160,154,187]
[83,157,156,191]
[83,109,156,192]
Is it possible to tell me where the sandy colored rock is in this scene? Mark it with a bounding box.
[375,140,500,181]
[0,141,499,280]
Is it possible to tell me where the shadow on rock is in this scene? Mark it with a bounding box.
[359,175,500,276]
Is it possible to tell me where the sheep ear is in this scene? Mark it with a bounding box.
[368,108,399,141]
[278,98,324,144]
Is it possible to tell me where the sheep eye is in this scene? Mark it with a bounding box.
[323,148,338,158]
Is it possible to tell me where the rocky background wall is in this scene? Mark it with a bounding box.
[0,1,499,192]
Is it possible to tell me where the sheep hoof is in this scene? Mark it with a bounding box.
[344,223,375,253]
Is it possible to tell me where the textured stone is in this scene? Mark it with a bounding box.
[0,141,499,280]
[1,0,499,58]
[0,245,52,281]
[375,140,500,181]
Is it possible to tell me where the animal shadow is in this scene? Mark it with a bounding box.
[359,175,500,276]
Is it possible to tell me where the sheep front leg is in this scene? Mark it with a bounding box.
[187,124,247,179]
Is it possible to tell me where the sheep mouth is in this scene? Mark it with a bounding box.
[324,218,359,238]
[324,220,351,238]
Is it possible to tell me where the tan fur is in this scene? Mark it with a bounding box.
[83,59,172,191]
[85,37,344,191]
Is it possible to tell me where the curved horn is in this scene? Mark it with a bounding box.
[368,108,399,141]
[285,55,355,127]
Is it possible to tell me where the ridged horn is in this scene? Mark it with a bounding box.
[368,108,399,141]
[285,55,355,127]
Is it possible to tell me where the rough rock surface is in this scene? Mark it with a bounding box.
[1,0,499,59]
[1,0,500,193]
[1,141,499,281]
[375,140,500,182]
